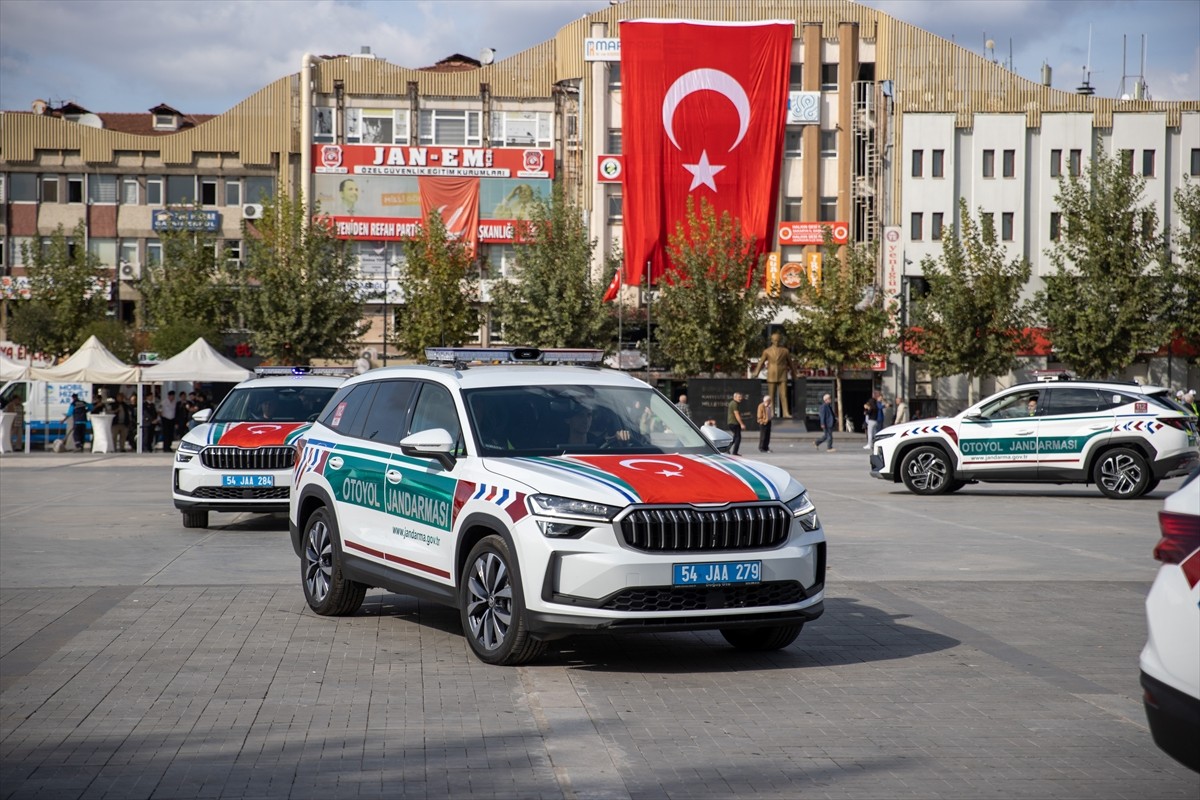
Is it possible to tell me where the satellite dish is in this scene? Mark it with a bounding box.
[76,113,104,129]
[479,47,495,65]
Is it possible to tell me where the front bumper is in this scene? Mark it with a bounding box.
[173,459,292,515]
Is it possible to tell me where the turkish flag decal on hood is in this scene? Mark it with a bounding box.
[620,19,792,286]
[563,454,776,504]
[209,422,309,448]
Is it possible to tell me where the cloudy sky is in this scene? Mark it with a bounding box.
[1,0,1196,114]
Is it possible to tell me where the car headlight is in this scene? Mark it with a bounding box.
[784,491,820,532]
[873,432,894,445]
[177,440,204,453]
[528,494,619,538]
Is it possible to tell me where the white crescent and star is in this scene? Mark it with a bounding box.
[661,68,751,193]
[245,424,283,435]
[619,458,685,478]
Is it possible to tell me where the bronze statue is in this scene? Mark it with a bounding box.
[757,332,796,418]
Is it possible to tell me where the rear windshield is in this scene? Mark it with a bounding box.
[210,385,338,423]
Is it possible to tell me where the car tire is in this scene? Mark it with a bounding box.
[900,446,954,495]
[720,624,803,651]
[460,535,545,666]
[944,479,968,494]
[1093,447,1152,499]
[301,507,367,616]
[181,510,208,529]
[1144,476,1161,494]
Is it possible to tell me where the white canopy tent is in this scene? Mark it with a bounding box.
[140,338,252,384]
[0,352,31,382]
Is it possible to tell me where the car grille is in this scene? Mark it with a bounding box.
[200,446,295,471]
[602,581,806,612]
[619,504,791,552]
[191,486,289,500]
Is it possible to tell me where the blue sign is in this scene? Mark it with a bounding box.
[152,209,220,232]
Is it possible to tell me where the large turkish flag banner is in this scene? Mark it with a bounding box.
[620,20,792,286]
[418,176,481,257]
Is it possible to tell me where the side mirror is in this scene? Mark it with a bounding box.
[400,427,457,471]
[700,424,735,453]
[192,408,212,424]
[963,410,983,421]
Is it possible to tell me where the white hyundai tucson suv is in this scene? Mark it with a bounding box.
[289,348,827,665]
[870,377,1199,499]
[173,368,350,528]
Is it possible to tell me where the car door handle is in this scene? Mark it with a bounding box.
[385,469,403,484]
[1014,429,1034,436]
[1088,424,1110,430]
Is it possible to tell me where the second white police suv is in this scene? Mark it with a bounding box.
[289,347,826,665]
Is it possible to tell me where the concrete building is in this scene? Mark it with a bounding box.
[2,0,1196,408]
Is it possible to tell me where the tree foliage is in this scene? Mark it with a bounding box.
[489,183,614,348]
[11,221,108,357]
[1037,151,1170,378]
[392,209,478,361]
[1165,176,1200,364]
[781,235,893,425]
[234,192,368,365]
[136,213,230,357]
[78,318,137,363]
[654,198,776,376]
[910,199,1035,403]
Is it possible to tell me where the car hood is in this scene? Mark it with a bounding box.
[480,453,796,506]
[184,421,313,448]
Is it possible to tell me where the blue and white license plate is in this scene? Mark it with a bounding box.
[222,474,274,488]
[673,560,761,586]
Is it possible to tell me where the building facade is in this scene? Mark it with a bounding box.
[2,0,1196,403]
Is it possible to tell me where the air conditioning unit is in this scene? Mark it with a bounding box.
[118,261,141,280]
[243,203,264,219]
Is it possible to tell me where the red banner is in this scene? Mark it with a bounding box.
[620,20,792,286]
[419,176,481,257]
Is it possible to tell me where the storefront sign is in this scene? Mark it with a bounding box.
[584,38,621,61]
[312,144,553,179]
[152,209,220,232]
[596,155,623,183]
[778,221,849,245]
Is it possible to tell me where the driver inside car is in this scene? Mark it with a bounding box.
[564,403,633,447]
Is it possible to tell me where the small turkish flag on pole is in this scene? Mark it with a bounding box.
[620,20,792,287]
[601,270,621,303]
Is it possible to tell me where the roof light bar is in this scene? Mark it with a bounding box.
[254,366,358,377]
[424,347,605,367]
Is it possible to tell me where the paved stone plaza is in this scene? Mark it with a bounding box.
[1,445,1196,799]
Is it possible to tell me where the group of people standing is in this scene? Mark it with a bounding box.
[59,388,210,452]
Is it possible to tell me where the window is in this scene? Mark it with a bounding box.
[88,238,117,266]
[606,128,622,155]
[607,186,623,221]
[1050,212,1062,241]
[121,177,139,205]
[408,383,462,449]
[931,212,944,241]
[119,241,138,268]
[818,197,837,222]
[244,177,274,204]
[147,176,163,206]
[911,149,923,178]
[783,128,803,156]
[1192,148,1200,176]
[418,108,482,147]
[1142,149,1155,177]
[910,212,923,241]
[1069,149,1082,177]
[782,197,803,222]
[88,175,117,204]
[313,107,334,144]
[224,179,241,207]
[153,112,176,130]
[482,244,518,279]
[67,175,83,203]
[319,383,378,438]
[931,149,944,178]
[200,178,218,206]
[40,175,59,203]
[982,149,995,178]
[225,239,242,267]
[819,130,837,157]
[820,63,838,90]
[146,241,162,266]
[1001,212,1014,241]
[788,64,803,88]
[166,175,194,205]
[1002,149,1015,178]
[348,108,408,145]
[490,110,552,148]
[361,380,418,444]
[1050,149,1062,178]
[608,62,621,89]
[9,173,36,201]
[1043,388,1109,416]
[1120,148,1134,173]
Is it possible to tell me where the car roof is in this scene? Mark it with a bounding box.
[345,364,649,391]
[231,375,348,390]
[1007,379,1170,394]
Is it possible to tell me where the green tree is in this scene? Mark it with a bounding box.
[234,192,368,364]
[78,318,137,363]
[910,199,1035,405]
[1165,176,1200,364]
[1037,151,1170,378]
[136,213,230,357]
[392,209,478,360]
[655,198,776,376]
[489,183,614,348]
[10,222,108,357]
[782,236,893,427]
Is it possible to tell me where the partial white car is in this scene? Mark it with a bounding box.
[173,369,350,528]
[289,347,826,665]
[1140,466,1200,772]
[870,378,1199,499]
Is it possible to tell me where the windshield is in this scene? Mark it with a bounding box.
[463,384,714,457]
[210,385,338,423]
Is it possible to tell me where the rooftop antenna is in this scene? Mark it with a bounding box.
[984,34,996,63]
[1076,24,1095,95]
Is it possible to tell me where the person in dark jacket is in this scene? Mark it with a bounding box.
[62,394,91,452]
[814,393,836,452]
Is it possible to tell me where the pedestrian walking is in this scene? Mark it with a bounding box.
[62,393,90,452]
[675,393,692,421]
[727,392,745,456]
[140,394,159,452]
[814,393,836,452]
[756,395,772,452]
[864,393,880,449]
[159,390,178,452]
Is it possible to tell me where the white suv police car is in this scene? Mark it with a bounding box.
[870,377,1199,499]
[173,369,350,528]
[289,348,826,665]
